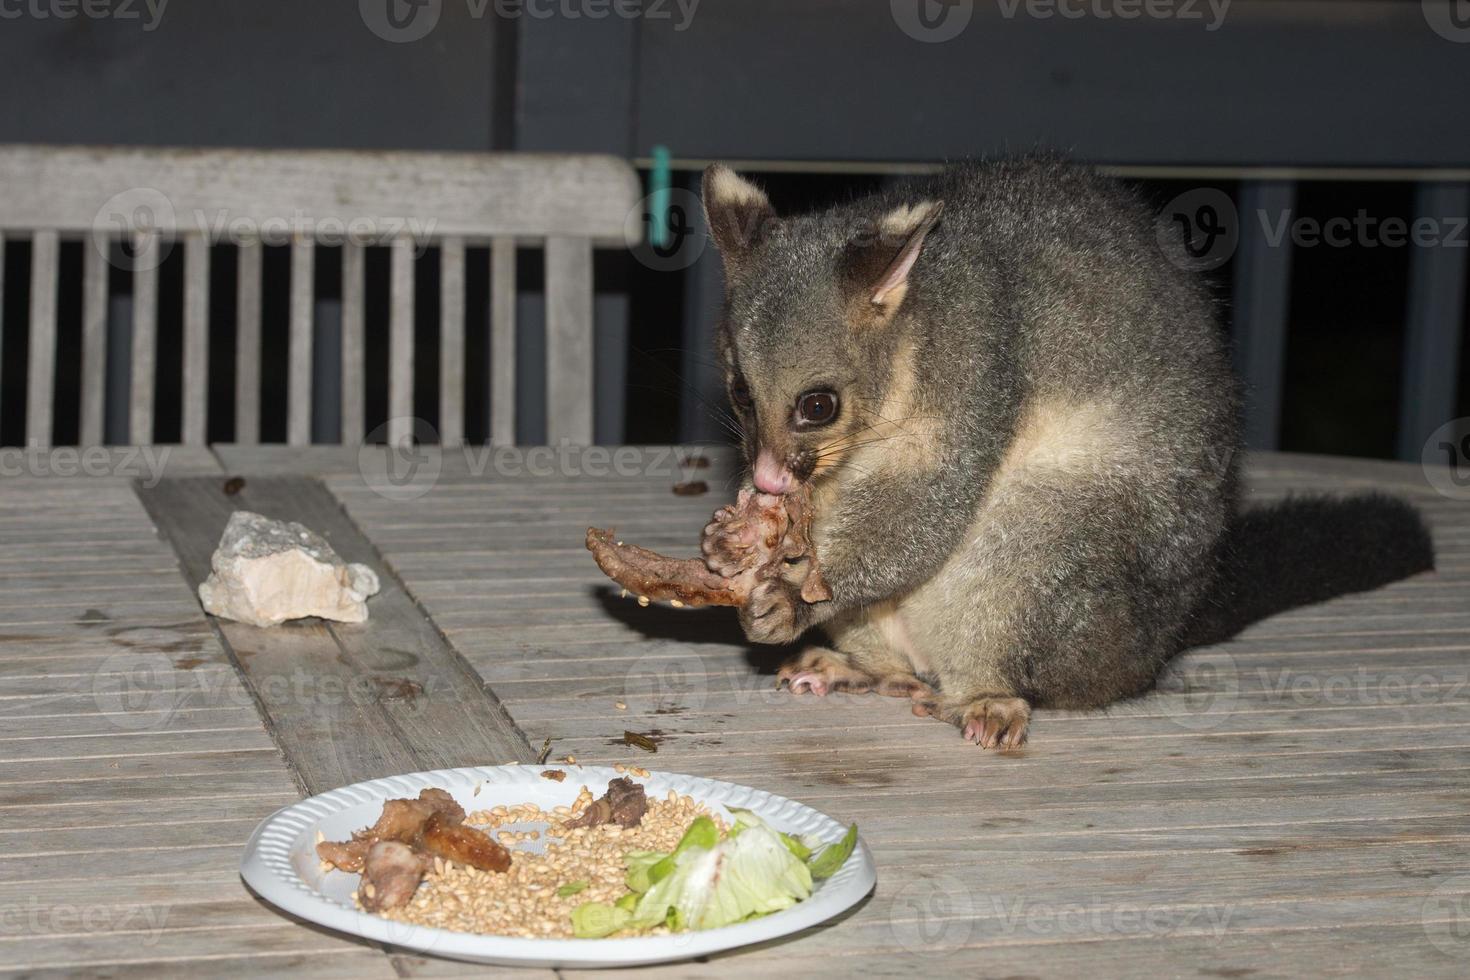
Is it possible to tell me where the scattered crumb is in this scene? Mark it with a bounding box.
[540,770,567,782]
[614,701,627,711]
[623,730,659,753]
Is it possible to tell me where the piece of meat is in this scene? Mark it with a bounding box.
[415,787,465,824]
[584,530,743,607]
[566,777,648,830]
[360,840,431,911]
[316,838,371,874]
[316,788,475,872]
[420,812,512,872]
[365,798,436,840]
[585,486,830,608]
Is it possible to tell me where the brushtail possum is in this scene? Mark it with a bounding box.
[697,158,1431,749]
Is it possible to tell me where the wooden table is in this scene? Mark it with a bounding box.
[3,447,1468,978]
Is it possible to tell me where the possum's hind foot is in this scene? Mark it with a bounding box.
[961,697,1030,749]
[777,647,931,698]
[913,694,1031,750]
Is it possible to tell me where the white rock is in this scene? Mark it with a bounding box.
[197,511,381,628]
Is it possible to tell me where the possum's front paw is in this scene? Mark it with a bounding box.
[700,489,772,577]
[739,577,804,645]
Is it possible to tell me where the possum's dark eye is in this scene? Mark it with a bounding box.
[795,390,839,428]
[730,377,753,411]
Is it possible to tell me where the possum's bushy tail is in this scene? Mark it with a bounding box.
[1183,494,1435,649]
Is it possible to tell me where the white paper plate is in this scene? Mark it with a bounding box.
[240,765,876,968]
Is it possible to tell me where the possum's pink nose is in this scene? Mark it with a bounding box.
[753,449,794,494]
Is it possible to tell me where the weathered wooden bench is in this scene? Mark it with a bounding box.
[0,145,641,448]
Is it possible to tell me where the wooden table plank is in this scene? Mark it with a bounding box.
[134,476,537,795]
[4,447,1467,976]
[0,471,383,977]
[309,445,1470,976]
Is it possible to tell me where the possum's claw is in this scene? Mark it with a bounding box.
[782,671,830,696]
[777,647,885,695]
[960,698,1031,750]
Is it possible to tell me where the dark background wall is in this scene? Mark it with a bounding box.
[1,1,1467,457]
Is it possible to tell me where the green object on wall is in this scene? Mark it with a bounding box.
[649,144,672,249]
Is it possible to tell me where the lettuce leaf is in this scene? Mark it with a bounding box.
[807,823,858,880]
[571,810,855,936]
[628,812,813,931]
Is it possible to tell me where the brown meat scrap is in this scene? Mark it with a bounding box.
[317,787,511,908]
[565,776,648,829]
[360,840,432,912]
[421,812,512,873]
[585,487,831,608]
[316,788,467,873]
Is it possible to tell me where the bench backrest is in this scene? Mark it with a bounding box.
[0,145,641,447]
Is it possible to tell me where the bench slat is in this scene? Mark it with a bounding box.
[235,242,262,444]
[182,235,210,445]
[0,147,639,243]
[129,232,159,445]
[340,242,365,446]
[545,235,594,445]
[490,237,516,445]
[288,237,315,446]
[439,237,465,447]
[26,231,59,447]
[80,242,108,446]
[389,238,414,445]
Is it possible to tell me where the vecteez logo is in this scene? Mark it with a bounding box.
[360,0,442,42]
[891,0,974,42]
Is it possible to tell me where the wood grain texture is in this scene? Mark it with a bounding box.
[235,241,263,445]
[182,234,210,445]
[0,234,4,437]
[0,148,634,450]
[321,446,1470,976]
[288,237,315,447]
[134,476,537,795]
[340,242,365,446]
[389,238,414,446]
[25,229,59,447]
[6,447,1463,976]
[129,232,160,445]
[80,241,109,446]
[0,468,384,977]
[439,236,466,448]
[490,237,516,446]
[544,235,594,445]
[0,145,639,244]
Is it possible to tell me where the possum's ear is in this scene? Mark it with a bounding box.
[702,165,777,280]
[864,201,946,315]
[846,202,946,326]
